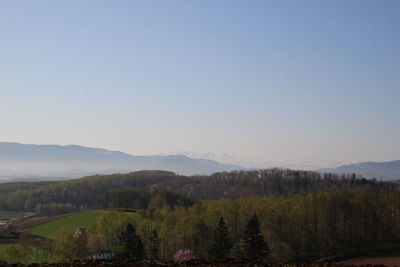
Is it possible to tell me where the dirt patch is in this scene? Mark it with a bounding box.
[340,256,400,267]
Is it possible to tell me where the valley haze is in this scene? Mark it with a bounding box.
[0,142,240,180]
[0,142,399,181]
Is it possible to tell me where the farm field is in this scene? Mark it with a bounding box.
[15,212,83,230]
[0,211,28,218]
[0,211,31,223]
[340,257,400,267]
[26,210,104,239]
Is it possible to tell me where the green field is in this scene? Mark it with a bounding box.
[26,211,104,239]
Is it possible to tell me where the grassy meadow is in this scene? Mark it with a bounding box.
[0,244,11,254]
[26,211,104,239]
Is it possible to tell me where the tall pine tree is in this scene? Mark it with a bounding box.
[147,229,161,260]
[208,217,232,259]
[243,214,269,260]
[118,224,145,260]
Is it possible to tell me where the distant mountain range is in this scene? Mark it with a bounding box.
[1,142,399,181]
[0,142,241,180]
[317,160,400,181]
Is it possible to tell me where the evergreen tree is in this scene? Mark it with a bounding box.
[243,214,269,260]
[208,217,232,259]
[119,224,145,260]
[135,238,145,260]
[147,229,161,260]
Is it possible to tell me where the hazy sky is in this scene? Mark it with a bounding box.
[1,1,399,169]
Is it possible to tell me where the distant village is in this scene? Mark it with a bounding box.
[0,222,19,240]
[0,213,35,244]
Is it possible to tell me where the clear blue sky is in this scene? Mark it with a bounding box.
[1,0,399,169]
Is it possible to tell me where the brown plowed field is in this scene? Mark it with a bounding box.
[1,261,395,267]
[340,257,400,267]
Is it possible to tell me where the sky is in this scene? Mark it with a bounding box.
[0,0,399,169]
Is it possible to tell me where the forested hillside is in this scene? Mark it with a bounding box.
[151,189,400,261]
[0,169,397,214]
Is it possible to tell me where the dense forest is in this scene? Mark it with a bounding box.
[0,169,397,214]
[150,189,400,261]
[1,170,400,263]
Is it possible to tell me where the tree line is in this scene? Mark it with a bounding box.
[0,169,397,215]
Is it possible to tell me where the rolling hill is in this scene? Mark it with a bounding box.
[317,160,400,180]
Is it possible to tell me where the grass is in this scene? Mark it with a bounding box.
[0,243,56,264]
[26,210,104,239]
[0,244,11,254]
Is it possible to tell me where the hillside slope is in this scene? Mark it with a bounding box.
[318,160,400,180]
[0,169,397,213]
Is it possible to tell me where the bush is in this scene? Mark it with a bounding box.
[173,249,195,262]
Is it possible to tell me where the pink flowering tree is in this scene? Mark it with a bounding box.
[173,249,195,262]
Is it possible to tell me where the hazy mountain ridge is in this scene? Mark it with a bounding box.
[0,142,241,179]
[317,160,400,180]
